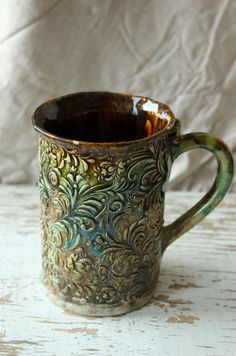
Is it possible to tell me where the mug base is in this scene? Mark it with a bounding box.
[42,283,153,317]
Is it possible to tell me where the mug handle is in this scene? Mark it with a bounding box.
[162,132,234,251]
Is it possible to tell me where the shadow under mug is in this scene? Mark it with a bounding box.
[32,92,234,316]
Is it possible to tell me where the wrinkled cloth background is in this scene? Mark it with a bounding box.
[0,0,235,191]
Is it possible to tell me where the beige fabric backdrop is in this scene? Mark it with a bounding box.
[0,0,235,191]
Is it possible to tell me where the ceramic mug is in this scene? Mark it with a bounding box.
[32,92,234,316]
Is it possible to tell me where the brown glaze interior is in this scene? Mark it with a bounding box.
[33,92,175,143]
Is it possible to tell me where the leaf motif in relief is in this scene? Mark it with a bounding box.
[147,204,163,231]
[46,191,71,222]
[127,140,168,207]
[101,215,155,298]
[52,173,110,249]
[39,137,165,304]
[93,159,127,181]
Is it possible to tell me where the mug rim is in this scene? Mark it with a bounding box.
[32,91,176,147]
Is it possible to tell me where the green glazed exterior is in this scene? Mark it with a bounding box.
[33,92,234,316]
[37,130,174,316]
[163,132,234,249]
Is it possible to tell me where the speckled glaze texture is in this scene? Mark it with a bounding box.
[32,92,234,316]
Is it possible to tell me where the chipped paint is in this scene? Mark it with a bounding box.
[152,294,193,308]
[166,314,200,324]
[179,307,191,312]
[53,327,97,336]
[0,293,12,305]
[0,339,40,356]
[1,186,236,355]
[168,282,203,290]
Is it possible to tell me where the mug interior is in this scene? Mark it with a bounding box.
[33,92,175,143]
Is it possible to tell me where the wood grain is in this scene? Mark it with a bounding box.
[0,186,236,356]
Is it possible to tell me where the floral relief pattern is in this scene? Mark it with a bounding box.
[39,135,171,306]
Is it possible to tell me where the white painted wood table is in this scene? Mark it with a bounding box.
[0,185,236,356]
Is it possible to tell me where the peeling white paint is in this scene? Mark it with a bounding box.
[0,186,236,355]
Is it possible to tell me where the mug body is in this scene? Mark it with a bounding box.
[33,92,177,316]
